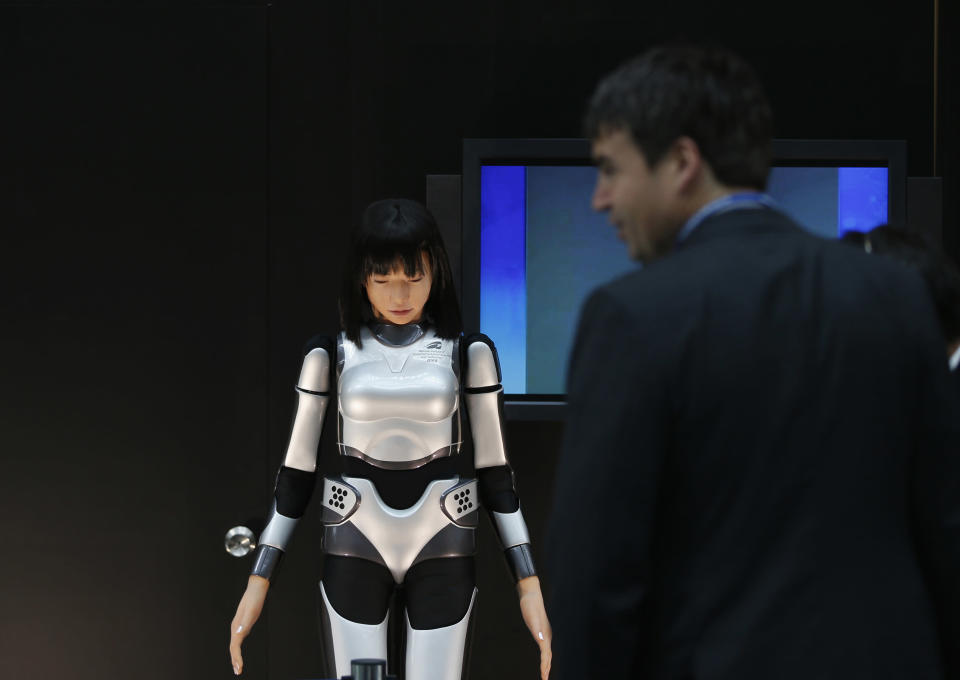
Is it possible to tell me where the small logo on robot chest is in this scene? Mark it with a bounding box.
[414,340,446,363]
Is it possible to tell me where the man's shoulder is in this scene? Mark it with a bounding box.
[591,223,928,327]
[583,264,695,340]
[598,254,689,298]
[589,267,659,315]
[593,242,725,310]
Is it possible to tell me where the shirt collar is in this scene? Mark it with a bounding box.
[676,191,777,245]
[950,344,960,372]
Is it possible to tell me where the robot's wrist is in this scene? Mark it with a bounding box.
[504,543,536,582]
[251,544,284,581]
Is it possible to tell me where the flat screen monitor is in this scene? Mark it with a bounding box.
[461,138,907,418]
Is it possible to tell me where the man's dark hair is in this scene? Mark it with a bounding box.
[842,225,960,344]
[339,198,462,346]
[585,45,774,190]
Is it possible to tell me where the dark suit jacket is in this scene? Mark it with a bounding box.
[547,208,960,680]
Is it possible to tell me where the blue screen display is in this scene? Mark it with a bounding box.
[480,164,889,395]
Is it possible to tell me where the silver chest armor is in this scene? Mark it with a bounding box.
[337,325,461,468]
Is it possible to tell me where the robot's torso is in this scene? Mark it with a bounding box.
[319,323,475,584]
[337,324,462,468]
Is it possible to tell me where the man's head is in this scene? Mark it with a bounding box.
[586,45,774,262]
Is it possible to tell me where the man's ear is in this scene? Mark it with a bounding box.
[671,136,703,193]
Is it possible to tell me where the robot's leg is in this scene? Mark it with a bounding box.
[403,557,477,680]
[319,555,395,678]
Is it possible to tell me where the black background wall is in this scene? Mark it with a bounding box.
[1,2,956,679]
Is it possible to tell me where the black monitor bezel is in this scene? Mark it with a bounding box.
[461,137,907,420]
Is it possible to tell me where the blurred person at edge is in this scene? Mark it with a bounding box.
[843,224,960,394]
[546,45,960,680]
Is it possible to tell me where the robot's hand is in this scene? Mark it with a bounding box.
[517,575,553,680]
[229,575,270,675]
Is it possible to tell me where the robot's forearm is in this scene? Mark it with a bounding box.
[251,466,317,580]
[465,335,538,583]
[493,507,536,581]
[251,342,332,580]
[478,466,537,581]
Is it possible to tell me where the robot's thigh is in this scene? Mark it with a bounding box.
[404,556,476,629]
[322,554,395,624]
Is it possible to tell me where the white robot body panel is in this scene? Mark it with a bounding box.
[319,581,389,679]
[283,390,328,472]
[338,327,461,467]
[259,502,299,549]
[298,346,331,392]
[465,341,499,387]
[405,588,477,680]
[321,475,478,584]
[281,346,332,473]
[463,340,509,469]
[491,509,531,548]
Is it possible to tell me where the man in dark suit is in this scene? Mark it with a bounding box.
[546,46,960,680]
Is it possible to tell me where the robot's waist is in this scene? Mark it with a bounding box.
[338,443,460,470]
[337,422,461,467]
[340,455,464,509]
[320,473,479,583]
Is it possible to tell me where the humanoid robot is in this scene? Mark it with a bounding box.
[229,199,551,680]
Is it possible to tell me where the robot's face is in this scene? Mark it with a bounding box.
[364,252,433,325]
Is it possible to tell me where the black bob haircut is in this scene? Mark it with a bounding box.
[585,45,774,191]
[339,199,462,346]
[841,225,960,344]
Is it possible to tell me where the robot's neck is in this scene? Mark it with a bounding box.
[370,321,427,347]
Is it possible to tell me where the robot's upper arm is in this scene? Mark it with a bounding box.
[464,334,501,389]
[282,336,334,472]
[297,336,334,393]
[464,334,508,468]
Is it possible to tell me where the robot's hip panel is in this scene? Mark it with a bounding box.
[320,475,478,583]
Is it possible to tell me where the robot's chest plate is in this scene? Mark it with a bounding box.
[338,328,460,467]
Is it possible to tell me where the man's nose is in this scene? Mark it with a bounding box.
[592,184,610,212]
